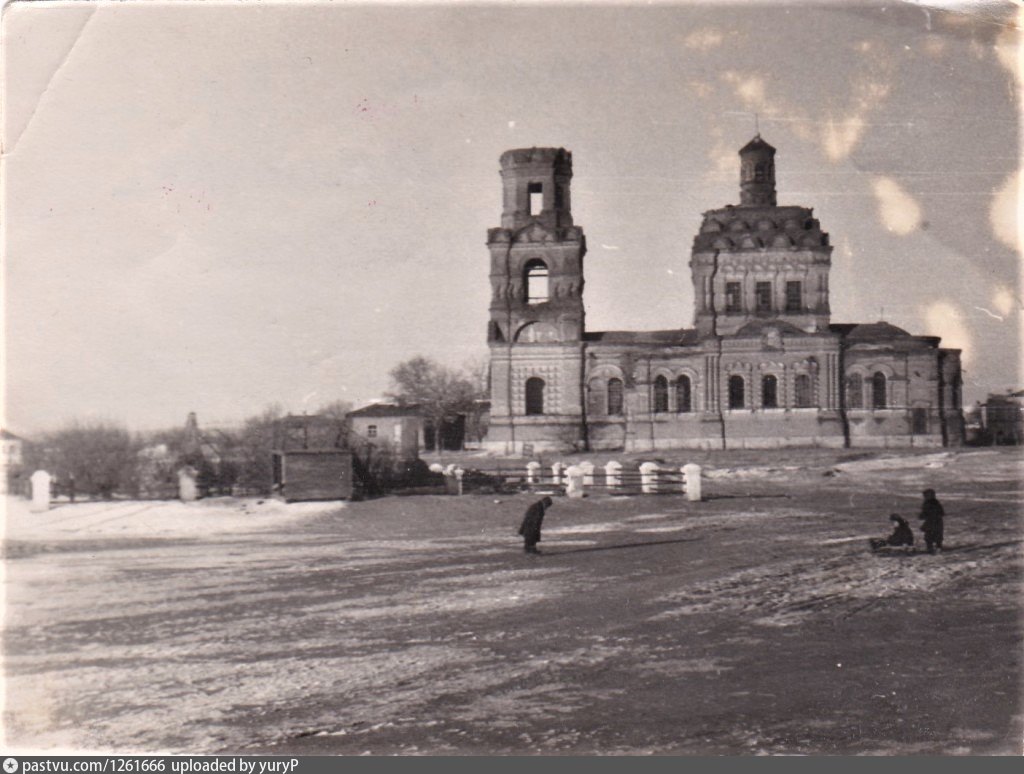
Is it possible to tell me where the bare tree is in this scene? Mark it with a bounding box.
[29,421,141,499]
[317,399,354,422]
[387,356,483,453]
[234,404,285,493]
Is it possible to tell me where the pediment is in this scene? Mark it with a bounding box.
[516,222,556,243]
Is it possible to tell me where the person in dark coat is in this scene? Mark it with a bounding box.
[919,488,945,554]
[870,513,914,552]
[518,496,553,554]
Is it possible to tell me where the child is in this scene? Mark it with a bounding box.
[869,513,914,552]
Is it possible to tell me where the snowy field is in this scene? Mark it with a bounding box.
[2,448,1022,755]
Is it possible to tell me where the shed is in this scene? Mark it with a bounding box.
[272,449,354,502]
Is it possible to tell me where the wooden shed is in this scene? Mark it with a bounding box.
[272,449,354,502]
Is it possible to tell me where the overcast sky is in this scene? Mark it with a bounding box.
[3,0,1020,435]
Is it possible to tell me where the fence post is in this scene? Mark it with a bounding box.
[30,470,51,513]
[683,463,702,502]
[550,462,564,489]
[639,461,659,494]
[579,461,595,486]
[455,467,465,496]
[604,460,622,489]
[526,461,541,484]
[178,466,199,502]
[565,465,585,498]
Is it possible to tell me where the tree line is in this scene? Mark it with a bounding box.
[13,356,486,499]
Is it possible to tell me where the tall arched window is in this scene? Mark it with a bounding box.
[653,375,669,413]
[676,375,692,413]
[794,373,813,408]
[728,375,745,410]
[872,372,887,409]
[607,378,624,416]
[761,374,779,409]
[525,377,545,415]
[846,373,863,409]
[524,260,549,304]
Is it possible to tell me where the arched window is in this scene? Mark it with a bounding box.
[607,378,624,416]
[525,377,545,415]
[524,260,549,304]
[846,373,863,409]
[728,375,745,410]
[872,372,887,409]
[676,375,692,413]
[762,374,778,409]
[587,379,607,417]
[653,375,669,413]
[794,373,814,408]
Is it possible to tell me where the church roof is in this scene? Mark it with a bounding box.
[832,322,912,340]
[692,204,829,252]
[739,134,775,154]
[585,329,699,345]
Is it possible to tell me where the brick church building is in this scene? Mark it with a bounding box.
[483,138,964,452]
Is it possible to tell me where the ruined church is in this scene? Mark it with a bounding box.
[484,137,964,452]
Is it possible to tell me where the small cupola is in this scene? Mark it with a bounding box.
[738,135,777,207]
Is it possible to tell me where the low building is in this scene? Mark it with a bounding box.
[347,403,475,453]
[346,403,424,456]
[1,429,25,494]
[980,391,1024,445]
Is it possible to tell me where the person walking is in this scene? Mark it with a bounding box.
[919,488,945,554]
[518,496,553,555]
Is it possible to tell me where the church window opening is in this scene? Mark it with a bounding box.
[912,407,928,435]
[846,374,863,409]
[676,375,692,413]
[755,282,772,313]
[525,377,545,415]
[794,373,814,408]
[607,378,624,416]
[525,260,549,304]
[725,282,742,312]
[762,374,779,409]
[528,182,543,215]
[872,372,887,409]
[653,376,669,413]
[728,375,745,410]
[785,281,802,312]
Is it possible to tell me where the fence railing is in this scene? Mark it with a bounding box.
[432,461,703,500]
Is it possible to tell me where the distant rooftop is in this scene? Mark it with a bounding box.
[347,403,422,418]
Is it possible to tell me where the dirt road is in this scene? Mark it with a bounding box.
[3,448,1021,754]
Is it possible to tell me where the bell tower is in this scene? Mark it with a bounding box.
[487,147,585,345]
[485,147,588,453]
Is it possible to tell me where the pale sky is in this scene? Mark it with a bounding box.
[2,0,1020,435]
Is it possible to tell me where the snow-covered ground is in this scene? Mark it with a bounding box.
[2,448,1021,755]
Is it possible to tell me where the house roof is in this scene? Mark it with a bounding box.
[347,403,422,418]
